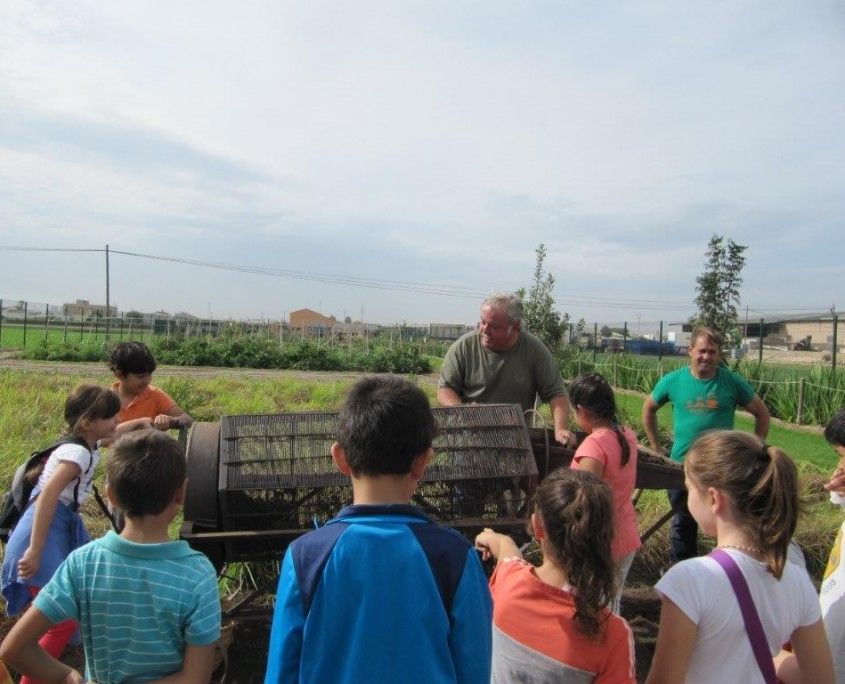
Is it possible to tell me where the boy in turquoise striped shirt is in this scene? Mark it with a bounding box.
[0,430,221,683]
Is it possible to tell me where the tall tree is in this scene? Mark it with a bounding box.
[692,234,747,345]
[517,243,569,349]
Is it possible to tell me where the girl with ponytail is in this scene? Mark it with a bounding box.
[647,430,833,684]
[475,469,636,684]
[569,372,640,613]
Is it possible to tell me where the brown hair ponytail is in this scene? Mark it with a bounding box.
[535,468,616,638]
[569,373,630,466]
[686,431,799,578]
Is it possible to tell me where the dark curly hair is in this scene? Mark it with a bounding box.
[109,340,157,376]
[64,384,121,436]
[535,468,615,639]
[824,408,845,447]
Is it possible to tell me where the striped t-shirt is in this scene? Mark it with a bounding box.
[35,531,221,683]
[489,558,636,684]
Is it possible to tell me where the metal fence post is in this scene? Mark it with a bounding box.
[23,301,28,348]
[63,315,68,342]
[796,377,806,425]
[758,318,764,365]
[658,320,664,362]
[592,323,598,363]
[832,311,839,372]
[93,316,99,341]
[623,321,628,352]
[44,304,49,341]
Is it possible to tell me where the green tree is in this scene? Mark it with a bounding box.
[517,244,569,349]
[691,234,747,346]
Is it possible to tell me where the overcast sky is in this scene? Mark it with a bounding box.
[1,1,843,327]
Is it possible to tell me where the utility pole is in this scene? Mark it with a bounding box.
[105,244,111,340]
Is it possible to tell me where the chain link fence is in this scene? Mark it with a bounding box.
[0,298,459,356]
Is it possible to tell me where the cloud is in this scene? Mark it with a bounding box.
[1,1,843,322]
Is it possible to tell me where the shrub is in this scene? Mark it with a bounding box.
[21,336,431,375]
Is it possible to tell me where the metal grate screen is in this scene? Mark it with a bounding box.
[214,404,537,561]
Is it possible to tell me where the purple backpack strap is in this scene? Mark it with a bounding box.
[710,549,778,684]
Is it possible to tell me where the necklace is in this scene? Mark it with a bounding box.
[717,543,762,556]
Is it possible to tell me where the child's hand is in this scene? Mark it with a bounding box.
[824,467,845,494]
[475,528,498,562]
[17,545,41,580]
[152,414,172,431]
[62,669,84,684]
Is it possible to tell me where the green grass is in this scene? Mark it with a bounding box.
[0,322,155,350]
[0,369,436,482]
[1,367,841,584]
[611,390,840,581]
[614,392,836,472]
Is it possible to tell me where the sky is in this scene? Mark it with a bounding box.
[1,1,844,328]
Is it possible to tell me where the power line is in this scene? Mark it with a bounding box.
[0,245,833,312]
[110,249,490,298]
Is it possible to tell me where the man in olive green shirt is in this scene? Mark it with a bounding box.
[437,293,574,447]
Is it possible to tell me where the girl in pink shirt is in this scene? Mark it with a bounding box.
[569,372,640,613]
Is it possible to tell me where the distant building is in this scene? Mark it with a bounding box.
[289,308,337,335]
[62,299,117,322]
[428,323,472,340]
[744,312,844,351]
[0,300,28,320]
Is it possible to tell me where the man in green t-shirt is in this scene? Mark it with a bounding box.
[642,326,770,563]
[437,293,574,447]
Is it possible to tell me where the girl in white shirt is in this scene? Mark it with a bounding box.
[646,430,833,684]
[1,384,120,682]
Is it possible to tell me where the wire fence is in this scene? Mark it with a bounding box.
[2,298,843,426]
[559,353,845,428]
[572,315,841,371]
[0,299,462,353]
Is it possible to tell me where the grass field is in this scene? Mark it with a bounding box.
[0,322,155,350]
[2,365,843,682]
[0,365,840,576]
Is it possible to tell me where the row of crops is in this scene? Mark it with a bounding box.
[8,333,844,427]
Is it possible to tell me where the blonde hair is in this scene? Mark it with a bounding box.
[685,430,799,578]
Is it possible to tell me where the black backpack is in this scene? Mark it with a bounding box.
[0,436,114,544]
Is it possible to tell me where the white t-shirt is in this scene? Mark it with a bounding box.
[656,549,820,683]
[32,442,99,508]
[822,494,845,683]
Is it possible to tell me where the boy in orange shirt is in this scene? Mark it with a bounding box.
[110,341,192,433]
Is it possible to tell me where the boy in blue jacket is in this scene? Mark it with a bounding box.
[265,375,492,684]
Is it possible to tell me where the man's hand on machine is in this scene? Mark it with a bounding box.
[555,428,576,449]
